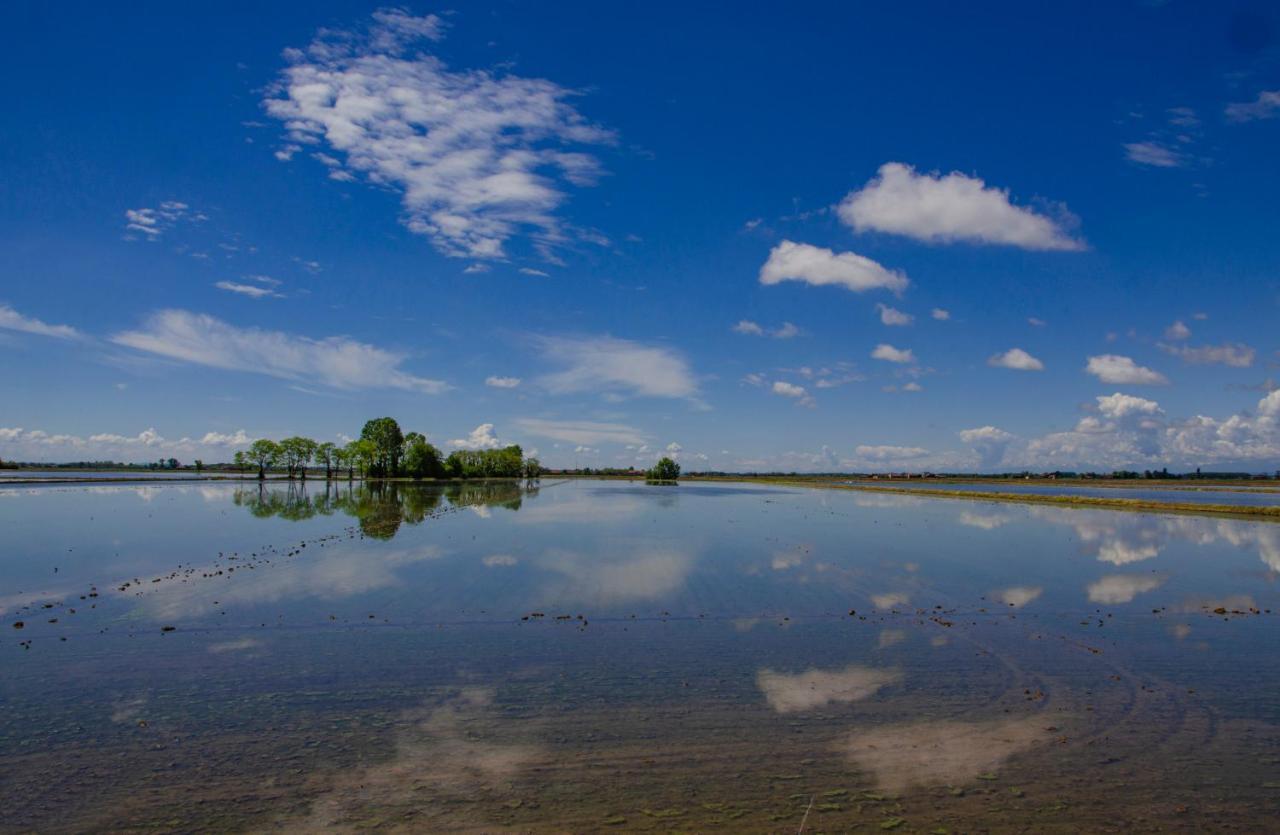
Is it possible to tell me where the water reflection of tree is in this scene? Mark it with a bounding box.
[232,480,526,540]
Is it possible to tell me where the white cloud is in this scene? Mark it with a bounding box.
[1124,141,1185,168]
[484,375,521,389]
[449,423,501,450]
[1028,317,1046,327]
[1085,354,1168,385]
[759,240,908,295]
[772,381,805,397]
[734,319,801,339]
[931,308,950,321]
[111,309,447,393]
[0,304,82,340]
[837,162,1084,251]
[1225,90,1280,122]
[518,267,550,277]
[871,343,915,364]
[876,304,914,326]
[0,425,255,463]
[534,335,697,399]
[513,418,645,446]
[991,586,1042,608]
[959,425,1015,469]
[854,444,929,461]
[756,665,901,714]
[264,10,613,260]
[1164,320,1190,341]
[1087,574,1165,604]
[988,348,1044,371]
[214,281,283,299]
[1159,342,1255,368]
[462,263,491,275]
[123,201,193,240]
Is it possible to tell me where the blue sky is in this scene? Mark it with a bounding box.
[2,1,1279,471]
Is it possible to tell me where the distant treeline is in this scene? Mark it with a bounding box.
[232,416,540,481]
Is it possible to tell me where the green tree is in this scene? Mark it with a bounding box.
[315,442,336,479]
[361,417,405,477]
[647,457,680,482]
[523,457,542,480]
[403,436,444,479]
[233,450,248,476]
[247,439,281,480]
[347,439,379,478]
[278,437,315,479]
[194,459,203,474]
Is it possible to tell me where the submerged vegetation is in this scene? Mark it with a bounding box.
[231,416,540,481]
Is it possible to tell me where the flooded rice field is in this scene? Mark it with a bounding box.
[2,479,1279,832]
[847,480,1280,507]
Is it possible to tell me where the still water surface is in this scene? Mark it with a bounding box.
[2,479,1278,831]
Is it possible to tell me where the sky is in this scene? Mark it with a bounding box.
[2,1,1279,472]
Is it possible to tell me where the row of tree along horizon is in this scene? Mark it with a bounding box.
[233,417,539,481]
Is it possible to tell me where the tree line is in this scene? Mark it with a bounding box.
[232,416,540,481]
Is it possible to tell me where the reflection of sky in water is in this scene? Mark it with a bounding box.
[3,480,1279,627]
[856,480,1280,506]
[3,479,1280,830]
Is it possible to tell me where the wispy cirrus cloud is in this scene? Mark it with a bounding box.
[1158,341,1254,368]
[732,319,801,339]
[214,281,283,299]
[1225,90,1280,123]
[0,304,83,341]
[111,309,447,393]
[533,334,697,399]
[1124,141,1185,168]
[837,162,1084,251]
[123,201,202,240]
[264,9,614,261]
[513,418,646,447]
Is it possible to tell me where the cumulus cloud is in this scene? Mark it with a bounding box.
[1085,354,1168,385]
[534,334,697,399]
[264,10,613,260]
[871,343,915,364]
[1164,320,1190,341]
[484,375,521,388]
[449,423,501,450]
[111,309,447,393]
[759,240,908,295]
[876,304,913,326]
[0,304,82,340]
[771,380,814,407]
[931,308,950,321]
[837,162,1084,251]
[513,418,645,447]
[1225,90,1280,122]
[988,348,1044,371]
[1124,141,1185,168]
[959,425,1015,469]
[1159,342,1255,368]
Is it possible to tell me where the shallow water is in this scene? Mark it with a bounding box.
[850,480,1280,506]
[2,479,1278,832]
